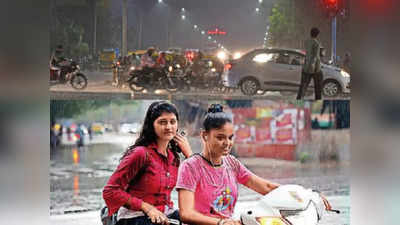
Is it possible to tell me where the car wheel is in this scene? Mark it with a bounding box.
[240,77,260,96]
[323,79,341,97]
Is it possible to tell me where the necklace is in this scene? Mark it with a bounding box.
[199,153,223,167]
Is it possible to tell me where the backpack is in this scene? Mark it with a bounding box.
[100,150,149,225]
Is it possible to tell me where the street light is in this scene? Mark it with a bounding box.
[208,36,212,40]
[194,25,198,29]
[181,8,185,12]
[181,15,186,20]
[259,0,263,3]
[255,8,260,13]
[201,30,205,35]
[158,0,163,3]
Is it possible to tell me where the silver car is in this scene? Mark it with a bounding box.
[226,48,351,97]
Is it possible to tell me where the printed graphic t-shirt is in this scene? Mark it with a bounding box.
[176,154,253,218]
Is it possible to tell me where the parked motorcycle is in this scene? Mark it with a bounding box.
[49,59,88,90]
[127,66,178,93]
[240,185,340,225]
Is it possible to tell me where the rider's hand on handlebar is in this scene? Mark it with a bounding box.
[320,193,332,211]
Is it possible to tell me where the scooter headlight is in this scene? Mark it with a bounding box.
[211,68,216,72]
[256,217,288,225]
[76,65,80,70]
[130,66,135,71]
[176,64,181,69]
[340,70,350,78]
[168,66,173,72]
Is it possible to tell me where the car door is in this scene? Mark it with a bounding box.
[249,50,280,89]
[263,51,302,91]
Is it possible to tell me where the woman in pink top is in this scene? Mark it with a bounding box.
[176,104,281,225]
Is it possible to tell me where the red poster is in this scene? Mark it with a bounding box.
[235,126,251,142]
[276,113,292,127]
[275,128,293,142]
[255,127,271,142]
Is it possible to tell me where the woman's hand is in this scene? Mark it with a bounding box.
[142,203,169,225]
[173,133,192,158]
[221,219,242,225]
[320,194,332,211]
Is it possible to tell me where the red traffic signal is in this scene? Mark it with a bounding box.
[324,0,338,8]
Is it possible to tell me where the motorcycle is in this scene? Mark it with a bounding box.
[240,185,340,225]
[166,63,191,92]
[49,59,88,90]
[127,66,178,93]
[184,59,229,93]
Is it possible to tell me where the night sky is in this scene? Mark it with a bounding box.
[111,0,276,52]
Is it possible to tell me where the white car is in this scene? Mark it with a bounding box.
[119,123,141,134]
[226,48,350,97]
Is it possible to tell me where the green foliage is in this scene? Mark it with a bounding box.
[50,100,143,123]
[268,1,293,46]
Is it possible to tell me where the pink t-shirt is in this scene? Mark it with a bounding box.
[176,154,253,218]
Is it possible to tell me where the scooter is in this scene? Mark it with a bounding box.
[240,185,340,225]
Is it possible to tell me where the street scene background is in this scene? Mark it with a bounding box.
[50,100,350,225]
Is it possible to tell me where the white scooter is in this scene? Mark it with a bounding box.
[240,185,340,225]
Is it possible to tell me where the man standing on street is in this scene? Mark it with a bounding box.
[297,27,323,100]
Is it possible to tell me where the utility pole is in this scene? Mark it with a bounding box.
[122,0,128,56]
[331,15,337,64]
[91,0,97,55]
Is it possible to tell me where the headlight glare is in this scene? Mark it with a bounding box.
[340,70,350,77]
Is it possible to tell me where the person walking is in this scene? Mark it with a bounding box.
[297,27,323,100]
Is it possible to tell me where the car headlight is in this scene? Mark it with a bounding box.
[256,217,289,225]
[340,70,350,78]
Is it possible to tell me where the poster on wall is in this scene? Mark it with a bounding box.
[233,107,299,145]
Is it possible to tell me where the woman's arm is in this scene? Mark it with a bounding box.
[178,189,240,225]
[244,174,280,195]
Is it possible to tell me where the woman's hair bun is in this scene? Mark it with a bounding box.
[208,104,224,114]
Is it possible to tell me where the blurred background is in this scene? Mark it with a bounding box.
[49,99,349,225]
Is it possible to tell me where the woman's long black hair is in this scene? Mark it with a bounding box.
[121,101,179,160]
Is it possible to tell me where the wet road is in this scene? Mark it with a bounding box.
[50,133,349,225]
[49,71,350,100]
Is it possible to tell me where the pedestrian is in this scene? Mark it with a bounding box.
[176,104,289,225]
[103,101,193,225]
[297,27,324,100]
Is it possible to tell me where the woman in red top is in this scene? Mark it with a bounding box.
[103,101,193,225]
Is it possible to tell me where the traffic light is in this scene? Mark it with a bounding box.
[322,0,339,16]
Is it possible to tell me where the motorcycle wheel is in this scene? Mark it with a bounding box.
[127,74,145,92]
[128,80,145,92]
[70,73,88,90]
[164,77,178,93]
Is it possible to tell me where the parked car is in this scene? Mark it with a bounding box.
[226,48,350,97]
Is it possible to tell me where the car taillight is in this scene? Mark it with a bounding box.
[225,63,232,71]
